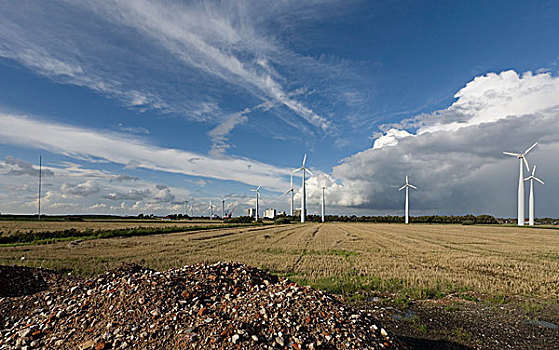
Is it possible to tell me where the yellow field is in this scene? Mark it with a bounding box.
[1,223,558,299]
[0,219,223,235]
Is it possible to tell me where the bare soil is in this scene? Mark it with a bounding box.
[353,294,559,350]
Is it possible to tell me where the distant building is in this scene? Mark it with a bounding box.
[263,209,276,219]
[247,208,256,218]
[293,209,307,217]
[276,210,286,217]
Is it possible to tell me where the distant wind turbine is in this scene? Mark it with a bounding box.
[208,201,216,220]
[524,165,544,226]
[398,175,417,224]
[38,156,42,221]
[250,186,261,220]
[321,186,326,223]
[293,154,313,223]
[218,197,226,218]
[184,199,189,217]
[503,142,537,226]
[278,173,294,216]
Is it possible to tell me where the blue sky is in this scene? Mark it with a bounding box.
[1,0,559,217]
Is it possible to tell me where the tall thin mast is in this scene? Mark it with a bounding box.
[38,156,42,221]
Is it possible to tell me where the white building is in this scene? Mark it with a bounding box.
[263,209,276,219]
[247,208,256,218]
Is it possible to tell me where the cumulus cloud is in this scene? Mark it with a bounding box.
[307,71,559,216]
[103,189,151,201]
[61,180,100,197]
[112,174,140,182]
[3,156,55,177]
[152,185,175,203]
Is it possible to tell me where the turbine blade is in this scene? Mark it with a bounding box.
[398,185,406,191]
[302,154,307,167]
[257,185,262,191]
[306,168,314,176]
[524,176,531,181]
[523,157,530,171]
[532,165,537,176]
[535,177,544,185]
[503,152,520,157]
[523,142,538,155]
[292,167,303,173]
[405,175,408,184]
[409,184,418,189]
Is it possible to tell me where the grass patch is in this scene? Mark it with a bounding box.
[0,223,260,246]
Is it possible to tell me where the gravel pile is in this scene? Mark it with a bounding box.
[0,262,398,349]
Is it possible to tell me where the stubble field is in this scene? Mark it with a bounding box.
[0,219,223,236]
[1,222,558,299]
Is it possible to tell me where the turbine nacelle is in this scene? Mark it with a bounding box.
[524,165,544,184]
[503,142,537,171]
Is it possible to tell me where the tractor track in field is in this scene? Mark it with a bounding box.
[291,225,321,273]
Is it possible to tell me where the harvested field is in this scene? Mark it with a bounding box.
[1,223,558,299]
[2,222,558,349]
[0,219,223,235]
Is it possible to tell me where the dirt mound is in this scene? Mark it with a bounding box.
[0,262,397,349]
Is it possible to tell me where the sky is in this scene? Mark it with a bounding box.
[1,0,558,217]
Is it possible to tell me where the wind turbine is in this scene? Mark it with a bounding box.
[218,197,226,219]
[321,186,326,223]
[184,199,189,218]
[278,173,294,216]
[208,201,216,220]
[503,142,537,226]
[524,165,544,226]
[250,186,261,220]
[189,204,194,218]
[398,175,417,224]
[293,154,313,223]
[37,156,42,221]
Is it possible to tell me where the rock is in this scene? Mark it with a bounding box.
[1,262,396,349]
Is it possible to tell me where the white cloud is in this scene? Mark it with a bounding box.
[326,70,559,216]
[61,180,100,197]
[3,156,55,177]
[0,112,291,191]
[0,0,338,134]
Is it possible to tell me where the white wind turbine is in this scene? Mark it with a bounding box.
[207,201,216,220]
[293,154,313,223]
[250,186,261,220]
[278,173,295,216]
[398,175,417,224]
[321,186,326,223]
[524,165,544,226]
[218,197,226,219]
[503,142,537,226]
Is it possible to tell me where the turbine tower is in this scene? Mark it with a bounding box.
[398,175,417,224]
[293,154,313,223]
[503,142,537,226]
[524,165,544,226]
[37,156,42,221]
[218,197,226,219]
[250,186,261,220]
[321,186,326,223]
[279,173,294,216]
[208,201,216,220]
[184,199,189,218]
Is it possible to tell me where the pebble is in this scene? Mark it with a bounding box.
[0,262,397,349]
